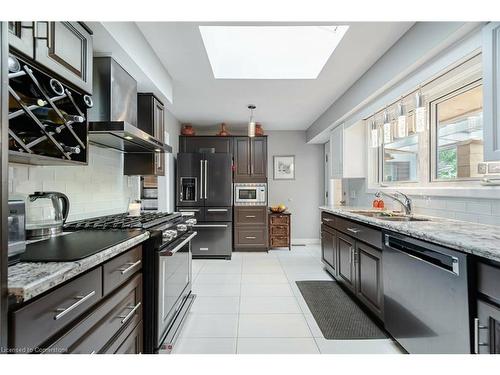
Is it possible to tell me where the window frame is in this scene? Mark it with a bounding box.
[429,78,484,183]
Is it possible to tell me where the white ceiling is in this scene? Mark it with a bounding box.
[137,22,414,131]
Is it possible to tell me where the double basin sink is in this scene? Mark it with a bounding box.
[348,210,430,222]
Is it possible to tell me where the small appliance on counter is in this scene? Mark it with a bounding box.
[25,191,70,240]
[8,200,26,265]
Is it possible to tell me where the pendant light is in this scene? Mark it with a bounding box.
[415,90,427,132]
[396,100,407,138]
[247,105,256,138]
[370,119,380,148]
[383,109,392,144]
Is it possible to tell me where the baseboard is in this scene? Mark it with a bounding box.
[291,238,320,246]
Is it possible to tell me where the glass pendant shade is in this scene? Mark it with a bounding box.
[370,120,379,148]
[248,121,256,137]
[383,110,392,144]
[396,102,407,138]
[415,91,427,132]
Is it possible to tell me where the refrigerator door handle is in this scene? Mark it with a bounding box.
[204,160,208,199]
[199,159,204,200]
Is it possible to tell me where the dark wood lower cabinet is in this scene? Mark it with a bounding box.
[321,225,336,275]
[9,246,144,354]
[337,232,356,292]
[320,212,384,322]
[355,242,383,319]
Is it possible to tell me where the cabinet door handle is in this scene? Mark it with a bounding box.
[245,236,257,239]
[118,260,141,275]
[473,317,489,354]
[347,228,361,234]
[323,218,333,222]
[118,302,142,325]
[245,215,256,218]
[349,246,353,264]
[200,159,204,199]
[204,160,208,199]
[200,247,209,251]
[54,290,96,320]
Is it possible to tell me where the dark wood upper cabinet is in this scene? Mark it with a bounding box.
[125,94,165,176]
[8,22,35,58]
[234,137,250,180]
[233,136,267,182]
[179,136,233,154]
[9,21,93,94]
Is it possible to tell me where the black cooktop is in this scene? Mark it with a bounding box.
[64,212,181,230]
[20,230,144,262]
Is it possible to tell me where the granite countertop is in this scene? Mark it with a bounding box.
[8,231,150,303]
[320,205,500,263]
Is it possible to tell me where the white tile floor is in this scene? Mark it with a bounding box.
[173,244,403,354]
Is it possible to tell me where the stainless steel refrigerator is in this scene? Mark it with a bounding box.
[1,21,9,351]
[176,153,232,259]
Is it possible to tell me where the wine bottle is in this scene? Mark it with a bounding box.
[60,143,81,155]
[9,92,46,111]
[32,107,84,125]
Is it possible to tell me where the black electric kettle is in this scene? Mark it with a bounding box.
[25,191,70,240]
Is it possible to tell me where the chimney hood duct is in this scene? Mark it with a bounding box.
[88,57,172,153]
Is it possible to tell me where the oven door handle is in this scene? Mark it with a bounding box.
[159,232,197,257]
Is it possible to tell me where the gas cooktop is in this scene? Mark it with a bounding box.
[64,212,182,230]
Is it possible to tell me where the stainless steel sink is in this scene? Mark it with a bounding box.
[378,216,429,222]
[348,210,429,222]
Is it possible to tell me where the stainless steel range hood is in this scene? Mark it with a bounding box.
[88,57,172,153]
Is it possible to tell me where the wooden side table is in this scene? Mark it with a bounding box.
[268,211,291,250]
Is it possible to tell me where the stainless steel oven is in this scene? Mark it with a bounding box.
[234,183,267,206]
[156,231,196,352]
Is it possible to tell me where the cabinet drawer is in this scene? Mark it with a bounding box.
[270,225,288,236]
[235,227,267,247]
[235,207,267,225]
[270,215,289,225]
[44,274,142,354]
[103,321,143,354]
[270,237,289,248]
[205,207,232,222]
[103,246,142,296]
[11,268,102,351]
[478,261,500,303]
[321,212,336,228]
[335,216,382,249]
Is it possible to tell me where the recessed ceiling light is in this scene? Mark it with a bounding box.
[199,25,349,79]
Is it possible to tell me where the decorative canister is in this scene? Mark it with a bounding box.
[181,123,195,136]
[255,122,264,136]
[217,122,230,136]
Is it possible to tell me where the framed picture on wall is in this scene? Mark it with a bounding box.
[273,155,295,180]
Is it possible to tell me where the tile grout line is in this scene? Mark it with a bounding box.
[235,253,244,354]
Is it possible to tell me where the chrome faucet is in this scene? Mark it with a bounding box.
[375,190,413,216]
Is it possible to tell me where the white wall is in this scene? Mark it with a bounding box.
[266,131,324,241]
[9,146,139,221]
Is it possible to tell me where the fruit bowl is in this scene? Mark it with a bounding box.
[269,205,287,213]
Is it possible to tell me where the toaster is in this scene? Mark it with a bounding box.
[8,199,26,264]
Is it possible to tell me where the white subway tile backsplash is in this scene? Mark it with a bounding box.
[445,200,467,212]
[9,145,138,220]
[344,179,500,226]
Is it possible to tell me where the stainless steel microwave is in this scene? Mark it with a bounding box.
[234,183,267,206]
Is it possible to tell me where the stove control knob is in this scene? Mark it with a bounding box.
[176,224,188,232]
[163,230,177,241]
[186,218,197,226]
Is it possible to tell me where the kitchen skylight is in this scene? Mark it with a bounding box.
[199,25,349,79]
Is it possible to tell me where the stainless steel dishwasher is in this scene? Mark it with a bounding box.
[382,231,471,354]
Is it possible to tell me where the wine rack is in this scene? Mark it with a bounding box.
[8,53,92,165]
